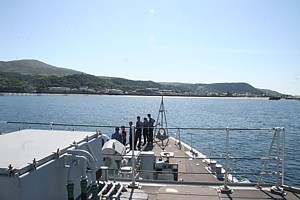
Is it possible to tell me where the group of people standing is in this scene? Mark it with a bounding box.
[111,114,155,150]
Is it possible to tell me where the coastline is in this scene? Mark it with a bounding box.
[1,91,299,100]
[0,92,279,100]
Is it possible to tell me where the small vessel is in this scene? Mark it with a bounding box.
[269,96,281,100]
[0,97,299,199]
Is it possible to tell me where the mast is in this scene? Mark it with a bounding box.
[155,96,169,149]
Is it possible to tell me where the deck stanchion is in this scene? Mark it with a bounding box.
[128,125,139,188]
[282,127,285,186]
[175,128,181,150]
[270,128,286,196]
[256,127,286,195]
[257,128,277,188]
[219,127,233,193]
[275,128,280,188]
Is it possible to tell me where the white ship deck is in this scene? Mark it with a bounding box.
[0,129,97,173]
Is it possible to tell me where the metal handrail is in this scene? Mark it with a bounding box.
[1,121,286,189]
[2,120,274,131]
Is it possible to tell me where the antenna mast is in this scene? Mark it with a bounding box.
[155,96,169,150]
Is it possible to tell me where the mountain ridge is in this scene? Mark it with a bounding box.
[0,59,283,96]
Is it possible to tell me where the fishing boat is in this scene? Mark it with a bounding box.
[0,96,299,199]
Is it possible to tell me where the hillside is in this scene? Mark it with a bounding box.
[31,74,174,93]
[0,59,175,93]
[0,59,81,76]
[161,82,263,95]
[259,89,282,97]
[100,76,174,91]
[0,59,282,96]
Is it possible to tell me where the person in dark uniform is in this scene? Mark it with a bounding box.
[111,127,122,143]
[142,117,149,145]
[121,126,127,145]
[147,114,155,146]
[135,116,143,149]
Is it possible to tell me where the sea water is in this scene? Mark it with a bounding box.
[0,94,299,187]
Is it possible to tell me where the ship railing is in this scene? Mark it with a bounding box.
[169,126,286,193]
[0,121,289,192]
[100,126,287,193]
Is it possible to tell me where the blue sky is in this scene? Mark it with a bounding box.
[1,0,300,95]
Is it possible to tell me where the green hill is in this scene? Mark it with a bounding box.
[0,59,281,96]
[0,59,81,76]
[0,59,174,93]
[198,82,262,94]
[0,59,82,92]
[32,74,173,92]
[160,82,263,94]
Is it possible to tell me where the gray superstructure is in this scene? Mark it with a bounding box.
[0,129,103,200]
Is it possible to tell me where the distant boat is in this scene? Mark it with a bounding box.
[269,96,281,100]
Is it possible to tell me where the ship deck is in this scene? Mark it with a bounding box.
[123,185,300,200]
[118,137,300,200]
[151,137,221,183]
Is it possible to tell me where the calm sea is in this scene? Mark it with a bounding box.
[1,94,299,187]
